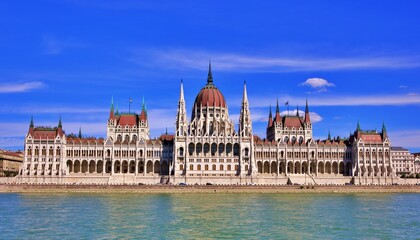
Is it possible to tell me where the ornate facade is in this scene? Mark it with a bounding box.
[19,64,398,185]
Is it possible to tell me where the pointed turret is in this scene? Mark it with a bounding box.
[357,120,361,131]
[328,130,331,141]
[275,98,281,122]
[239,81,252,137]
[109,96,114,119]
[176,79,188,137]
[78,127,82,138]
[382,121,387,139]
[268,104,273,127]
[207,60,213,85]
[296,105,299,117]
[29,116,34,128]
[58,116,62,128]
[304,99,311,123]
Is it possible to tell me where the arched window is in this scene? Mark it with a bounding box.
[179,147,184,156]
[284,136,289,143]
[117,135,122,142]
[292,136,296,144]
[226,143,232,154]
[233,143,240,156]
[245,148,249,157]
[196,143,203,154]
[211,143,217,156]
[188,143,195,156]
[218,143,224,154]
[299,137,304,144]
[204,143,210,154]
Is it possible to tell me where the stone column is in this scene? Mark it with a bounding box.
[102,160,106,176]
[135,160,138,176]
[111,160,114,175]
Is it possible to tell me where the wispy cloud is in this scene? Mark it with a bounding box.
[241,94,420,108]
[0,81,44,93]
[389,130,420,149]
[43,35,86,55]
[130,48,420,72]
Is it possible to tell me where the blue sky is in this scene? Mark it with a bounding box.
[0,0,419,152]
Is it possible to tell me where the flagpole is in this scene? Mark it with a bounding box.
[129,97,131,113]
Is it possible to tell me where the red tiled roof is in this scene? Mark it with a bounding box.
[118,115,137,126]
[31,127,64,139]
[283,116,303,128]
[360,133,383,143]
[159,134,174,141]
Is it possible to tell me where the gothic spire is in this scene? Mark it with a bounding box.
[276,98,280,113]
[109,96,115,119]
[268,104,273,128]
[58,115,62,128]
[30,116,34,128]
[207,59,213,85]
[239,81,252,137]
[304,99,311,123]
[116,103,119,115]
[242,80,248,103]
[357,120,361,131]
[78,127,82,138]
[296,105,299,117]
[328,130,331,141]
[382,121,387,139]
[180,79,185,101]
[176,79,188,137]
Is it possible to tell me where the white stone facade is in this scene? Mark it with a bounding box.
[18,65,402,185]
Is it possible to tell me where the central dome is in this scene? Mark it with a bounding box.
[193,62,227,108]
[194,84,227,108]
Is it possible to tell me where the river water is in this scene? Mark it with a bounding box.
[0,193,419,239]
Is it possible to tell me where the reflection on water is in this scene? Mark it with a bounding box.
[0,193,419,239]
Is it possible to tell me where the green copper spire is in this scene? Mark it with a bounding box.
[58,115,62,128]
[30,116,34,128]
[110,96,114,110]
[116,103,119,115]
[357,120,361,131]
[382,121,387,133]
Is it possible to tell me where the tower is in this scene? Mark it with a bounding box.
[303,99,313,141]
[239,81,254,175]
[174,80,188,176]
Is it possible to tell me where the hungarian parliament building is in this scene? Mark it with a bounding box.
[19,64,399,185]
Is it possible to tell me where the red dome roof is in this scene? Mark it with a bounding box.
[193,62,227,108]
[194,85,227,108]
